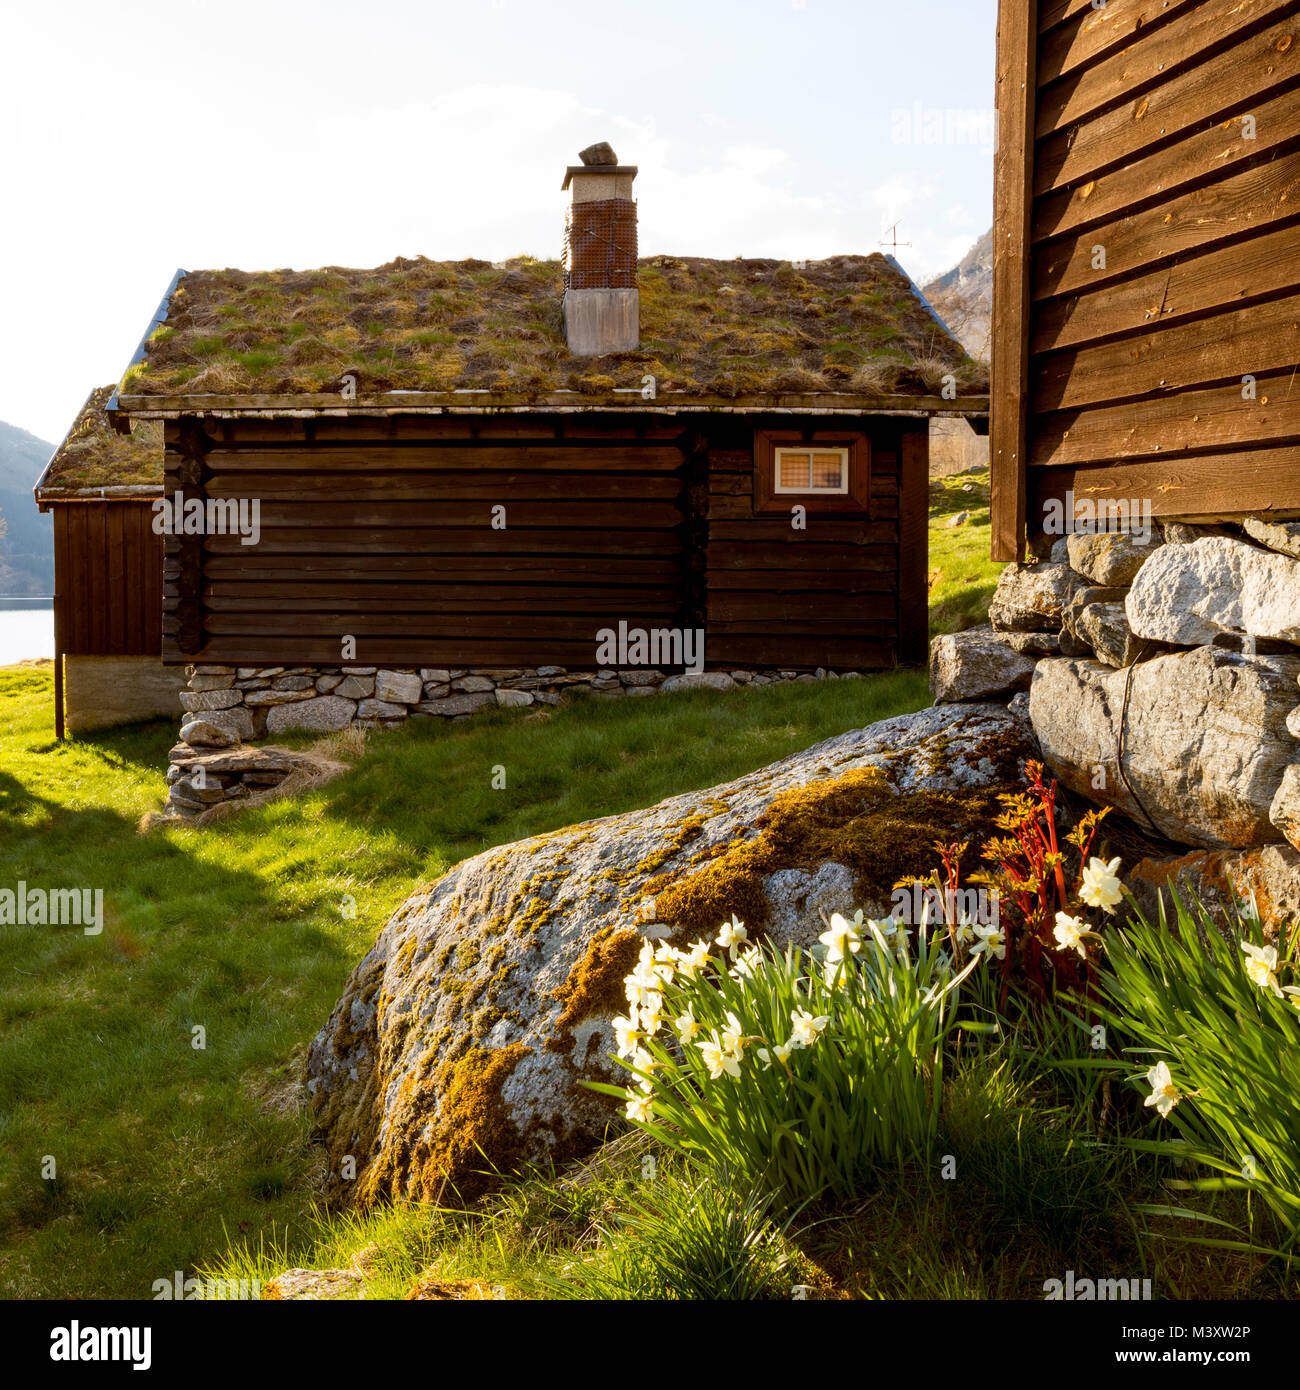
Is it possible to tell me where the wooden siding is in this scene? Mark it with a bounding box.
[163,413,920,671]
[164,415,692,668]
[991,0,1300,559]
[52,500,162,656]
[701,418,916,669]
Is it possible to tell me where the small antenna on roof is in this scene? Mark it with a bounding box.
[880,222,911,251]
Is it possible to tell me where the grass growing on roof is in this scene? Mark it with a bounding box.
[120,253,987,400]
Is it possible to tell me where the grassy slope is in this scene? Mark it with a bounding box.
[0,476,1004,1299]
[927,466,1001,636]
[0,664,929,1297]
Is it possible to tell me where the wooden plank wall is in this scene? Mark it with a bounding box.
[163,415,692,668]
[701,418,915,670]
[52,501,162,655]
[991,0,1300,558]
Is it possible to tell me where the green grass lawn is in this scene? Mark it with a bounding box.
[928,466,1002,635]
[0,662,931,1297]
[0,482,1012,1300]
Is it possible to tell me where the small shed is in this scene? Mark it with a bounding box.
[33,388,181,735]
[990,0,1300,559]
[80,147,986,712]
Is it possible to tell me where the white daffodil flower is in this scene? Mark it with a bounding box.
[756,1048,772,1071]
[729,944,762,983]
[1144,1061,1179,1119]
[697,1030,742,1080]
[612,1012,642,1058]
[818,911,864,964]
[674,1006,701,1042]
[1052,912,1089,959]
[721,1010,748,1058]
[970,923,1006,962]
[717,915,748,954]
[789,1008,830,1048]
[679,938,714,977]
[631,1047,661,1076]
[953,916,977,948]
[652,943,679,983]
[623,972,660,1008]
[773,1041,794,1064]
[1079,856,1124,914]
[639,996,665,1037]
[1241,940,1284,997]
[625,1092,654,1123]
[823,956,848,989]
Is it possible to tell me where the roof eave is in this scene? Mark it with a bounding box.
[111,389,990,420]
[34,483,165,512]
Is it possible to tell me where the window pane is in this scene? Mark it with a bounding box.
[778,452,811,489]
[811,452,844,489]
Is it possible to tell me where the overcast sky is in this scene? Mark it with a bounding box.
[1,0,996,446]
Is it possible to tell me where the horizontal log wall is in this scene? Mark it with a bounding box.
[163,415,693,668]
[991,0,1300,557]
[700,417,916,669]
[163,412,920,671]
[53,500,162,656]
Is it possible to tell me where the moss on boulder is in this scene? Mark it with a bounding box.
[306,701,1038,1207]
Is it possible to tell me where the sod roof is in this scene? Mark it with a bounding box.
[119,252,987,402]
[36,386,162,498]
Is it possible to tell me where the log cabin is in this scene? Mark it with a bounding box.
[990,0,1300,560]
[39,144,988,736]
[32,388,182,735]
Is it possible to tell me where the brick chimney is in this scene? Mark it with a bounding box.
[562,141,638,354]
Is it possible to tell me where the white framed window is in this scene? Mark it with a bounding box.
[772,445,850,495]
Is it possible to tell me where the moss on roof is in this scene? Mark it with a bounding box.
[39,386,161,494]
[120,253,987,400]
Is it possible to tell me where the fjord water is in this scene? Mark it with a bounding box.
[0,601,54,666]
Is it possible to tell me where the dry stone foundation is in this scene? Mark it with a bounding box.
[162,662,872,819]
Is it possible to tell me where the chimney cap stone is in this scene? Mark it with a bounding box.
[561,164,638,190]
[579,140,619,166]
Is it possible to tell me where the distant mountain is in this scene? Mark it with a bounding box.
[924,228,992,363]
[0,418,55,596]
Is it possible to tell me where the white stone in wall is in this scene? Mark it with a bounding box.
[244,688,317,706]
[1127,536,1300,645]
[495,688,533,708]
[334,675,374,699]
[374,670,423,704]
[265,695,359,733]
[179,689,245,712]
[179,718,241,749]
[929,626,1036,702]
[1030,647,1300,849]
[1243,516,1300,561]
[182,706,254,742]
[989,561,1085,634]
[1269,765,1300,853]
[357,698,408,719]
[1066,531,1161,587]
[659,672,736,693]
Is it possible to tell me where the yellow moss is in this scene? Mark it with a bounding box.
[359,1043,533,1206]
[651,767,1013,935]
[550,926,643,1038]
